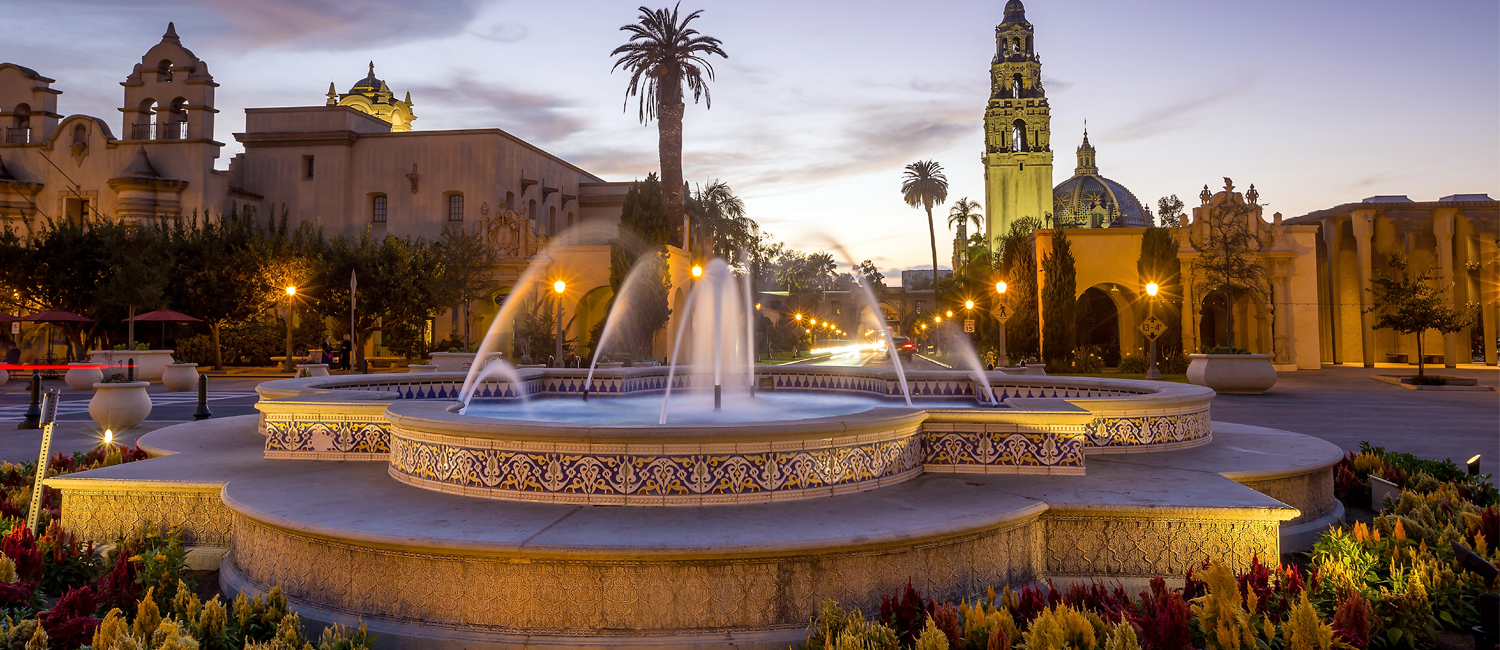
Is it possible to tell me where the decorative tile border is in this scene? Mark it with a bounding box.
[387,428,925,505]
[922,428,1086,475]
[1084,409,1211,449]
[264,418,390,459]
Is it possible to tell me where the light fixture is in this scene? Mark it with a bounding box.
[964,300,974,309]
[691,265,703,278]
[755,303,761,310]
[104,429,113,445]
[285,286,297,296]
[935,316,942,323]
[554,281,566,294]
[996,281,1007,294]
[945,311,953,318]
[795,314,802,321]
[1146,283,1159,297]
[1469,454,1482,476]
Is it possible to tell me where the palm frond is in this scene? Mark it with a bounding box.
[611,3,728,125]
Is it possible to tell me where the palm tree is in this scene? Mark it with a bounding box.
[689,179,752,260]
[947,197,982,272]
[611,5,727,244]
[901,160,949,291]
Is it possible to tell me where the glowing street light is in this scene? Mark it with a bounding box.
[281,285,298,372]
[994,281,1009,366]
[103,429,113,445]
[795,313,802,321]
[691,265,703,278]
[553,281,566,367]
[1146,283,1159,297]
[1144,281,1161,380]
[964,300,974,309]
[934,316,942,324]
[285,286,297,297]
[945,310,953,318]
[996,281,1007,294]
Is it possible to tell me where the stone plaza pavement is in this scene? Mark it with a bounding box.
[0,366,1493,466]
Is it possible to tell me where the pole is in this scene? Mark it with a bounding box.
[554,298,564,368]
[19,371,41,430]
[193,373,212,421]
[997,318,1008,367]
[283,302,295,373]
[26,389,59,532]
[1146,296,1162,380]
[127,305,135,352]
[350,271,357,375]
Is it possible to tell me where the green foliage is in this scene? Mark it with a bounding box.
[309,229,448,367]
[999,220,1041,361]
[215,319,284,367]
[1041,231,1077,365]
[1156,195,1185,228]
[903,160,950,303]
[1365,255,1479,377]
[604,176,675,360]
[1117,354,1148,374]
[1188,192,1269,349]
[434,225,506,351]
[1204,346,1249,355]
[1137,227,1182,353]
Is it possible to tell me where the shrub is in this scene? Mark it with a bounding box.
[1117,354,1148,374]
[175,333,217,366]
[1072,348,1105,373]
[1158,352,1189,375]
[1408,374,1446,386]
[1203,346,1249,355]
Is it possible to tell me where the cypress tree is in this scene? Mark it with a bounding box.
[1136,227,1182,353]
[1041,230,1077,365]
[604,174,674,359]
[999,219,1042,361]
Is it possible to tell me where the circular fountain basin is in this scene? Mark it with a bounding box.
[462,391,991,425]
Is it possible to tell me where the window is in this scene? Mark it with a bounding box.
[448,194,464,221]
[157,60,173,82]
[505,191,515,212]
[65,197,89,224]
[548,205,557,235]
[372,195,387,223]
[915,301,927,312]
[303,155,314,179]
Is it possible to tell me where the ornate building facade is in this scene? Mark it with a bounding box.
[326,63,416,132]
[982,0,1053,245]
[1051,132,1152,229]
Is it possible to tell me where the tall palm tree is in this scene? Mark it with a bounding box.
[611,5,727,245]
[901,160,949,291]
[947,197,982,272]
[689,179,751,260]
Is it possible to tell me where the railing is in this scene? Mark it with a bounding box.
[4,128,31,144]
[131,122,188,141]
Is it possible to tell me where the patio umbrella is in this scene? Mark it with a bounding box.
[125,309,202,348]
[19,310,92,363]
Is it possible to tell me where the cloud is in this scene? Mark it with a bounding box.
[1041,76,1074,93]
[1110,82,1252,142]
[49,0,492,50]
[472,21,527,43]
[410,75,586,141]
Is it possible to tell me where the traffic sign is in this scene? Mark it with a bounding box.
[989,304,1009,321]
[963,319,975,333]
[1139,316,1166,340]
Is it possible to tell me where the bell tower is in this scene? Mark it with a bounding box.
[982,0,1053,247]
[120,23,217,144]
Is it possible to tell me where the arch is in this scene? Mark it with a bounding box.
[9,103,30,143]
[71,123,87,146]
[1011,119,1027,152]
[156,59,173,82]
[504,191,515,213]
[369,193,388,223]
[574,285,614,359]
[528,199,538,228]
[446,192,464,221]
[135,98,157,140]
[1197,287,1269,353]
[1076,286,1122,366]
[1012,73,1022,98]
[548,205,558,236]
[166,97,188,139]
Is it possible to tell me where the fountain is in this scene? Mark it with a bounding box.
[44,239,1348,650]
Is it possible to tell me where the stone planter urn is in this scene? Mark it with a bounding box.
[295,364,330,377]
[65,363,104,391]
[406,364,437,374]
[88,350,176,382]
[1024,364,1048,376]
[89,381,152,430]
[1186,354,1277,394]
[161,363,200,392]
[0,369,8,389]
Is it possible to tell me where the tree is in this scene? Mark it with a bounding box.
[311,230,447,368]
[947,197,982,272]
[611,5,728,239]
[434,225,505,351]
[688,179,754,263]
[1366,255,1478,377]
[1041,230,1077,365]
[1156,195,1185,228]
[999,219,1041,361]
[1137,227,1182,353]
[901,160,949,296]
[607,176,675,359]
[1188,189,1268,350]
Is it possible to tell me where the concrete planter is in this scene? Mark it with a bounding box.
[0,369,7,389]
[1024,364,1047,376]
[406,364,437,374]
[65,363,104,390]
[429,352,506,373]
[295,364,330,377]
[162,363,200,392]
[1187,354,1277,394]
[89,381,152,430]
[88,350,175,382]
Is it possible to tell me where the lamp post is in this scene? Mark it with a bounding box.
[1145,282,1161,380]
[995,281,1008,367]
[282,286,297,373]
[553,281,566,368]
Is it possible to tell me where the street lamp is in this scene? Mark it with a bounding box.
[553,281,566,368]
[282,286,298,373]
[1145,282,1161,379]
[691,265,703,278]
[994,281,1009,367]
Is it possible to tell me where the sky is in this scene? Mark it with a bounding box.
[2,0,1496,284]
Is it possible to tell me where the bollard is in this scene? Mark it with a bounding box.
[127,357,134,382]
[193,373,213,421]
[19,372,41,430]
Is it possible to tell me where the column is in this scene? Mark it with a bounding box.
[1433,210,1460,366]
[1481,237,1499,366]
[1351,210,1376,367]
[1271,264,1293,365]
[1321,219,1342,364]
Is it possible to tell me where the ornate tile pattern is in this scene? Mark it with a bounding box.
[387,430,925,504]
[263,418,390,457]
[922,428,1085,474]
[1239,468,1336,525]
[1084,409,1211,448]
[57,489,232,547]
[228,512,1039,634]
[1043,515,1279,577]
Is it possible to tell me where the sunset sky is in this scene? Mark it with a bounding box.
[4,0,1496,281]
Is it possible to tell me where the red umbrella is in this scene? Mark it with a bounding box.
[20,310,91,323]
[0,314,17,322]
[123,309,201,323]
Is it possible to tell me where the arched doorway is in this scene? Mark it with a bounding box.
[1076,286,1121,366]
[1197,288,1267,353]
[574,286,613,359]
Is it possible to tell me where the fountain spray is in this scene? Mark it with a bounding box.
[582,254,661,402]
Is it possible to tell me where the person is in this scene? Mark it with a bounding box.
[339,335,353,371]
[321,336,336,368]
[3,343,18,366]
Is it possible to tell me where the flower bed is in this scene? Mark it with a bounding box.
[802,442,1499,650]
[0,520,374,649]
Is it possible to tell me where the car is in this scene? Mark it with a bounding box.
[890,336,916,361]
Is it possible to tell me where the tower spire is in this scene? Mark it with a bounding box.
[162,22,181,44]
[368,61,375,76]
[1075,127,1097,176]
